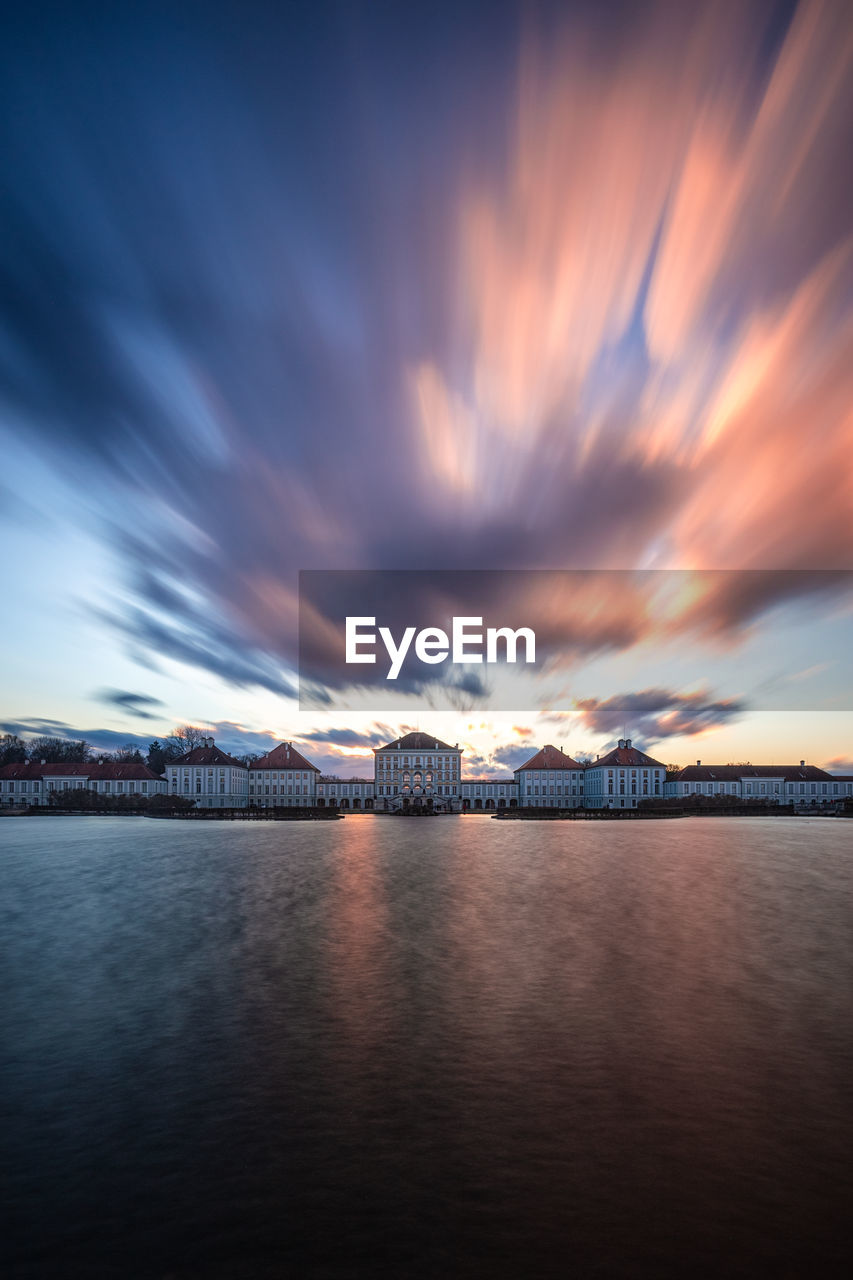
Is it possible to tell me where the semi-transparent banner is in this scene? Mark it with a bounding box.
[298,569,853,712]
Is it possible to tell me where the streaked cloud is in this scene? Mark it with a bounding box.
[0,719,155,754]
[574,688,746,743]
[824,757,853,773]
[94,689,166,720]
[297,725,396,748]
[0,0,851,717]
[490,743,539,772]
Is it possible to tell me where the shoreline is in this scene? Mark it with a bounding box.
[2,807,850,822]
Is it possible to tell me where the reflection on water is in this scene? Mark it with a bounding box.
[2,815,852,1277]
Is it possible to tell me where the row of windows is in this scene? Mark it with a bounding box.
[249,784,309,795]
[376,785,455,796]
[680,781,847,795]
[376,757,457,768]
[521,771,582,781]
[4,780,151,793]
[171,769,234,779]
[382,771,455,781]
[599,769,662,778]
[250,771,311,781]
[526,784,585,796]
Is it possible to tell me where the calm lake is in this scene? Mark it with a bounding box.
[2,814,852,1277]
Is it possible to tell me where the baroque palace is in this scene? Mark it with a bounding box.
[3,732,852,811]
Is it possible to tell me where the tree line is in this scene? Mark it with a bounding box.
[0,725,260,774]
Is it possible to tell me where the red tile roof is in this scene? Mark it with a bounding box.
[590,745,666,769]
[516,744,583,771]
[0,762,162,780]
[252,742,319,772]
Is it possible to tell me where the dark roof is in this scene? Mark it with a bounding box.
[676,764,835,782]
[252,742,319,772]
[516,744,582,772]
[171,743,245,768]
[0,762,162,780]
[590,744,666,769]
[375,732,459,752]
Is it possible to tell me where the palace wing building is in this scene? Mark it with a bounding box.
[514,744,585,808]
[584,739,666,809]
[167,737,248,808]
[250,741,319,808]
[4,731,852,811]
[0,761,166,806]
[665,761,852,806]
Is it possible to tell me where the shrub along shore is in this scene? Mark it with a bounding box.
[3,792,850,820]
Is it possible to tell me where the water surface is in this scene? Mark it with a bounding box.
[2,814,852,1277]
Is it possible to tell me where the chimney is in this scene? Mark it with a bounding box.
[618,739,625,749]
[800,760,805,768]
[697,760,701,767]
[625,738,632,748]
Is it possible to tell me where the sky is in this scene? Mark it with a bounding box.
[1,0,852,777]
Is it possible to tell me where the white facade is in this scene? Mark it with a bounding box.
[373,733,463,811]
[583,739,666,809]
[515,769,585,807]
[249,741,318,807]
[0,762,166,806]
[168,737,248,808]
[665,761,853,806]
[316,778,374,808]
[459,779,516,809]
[250,768,317,806]
[514,745,585,808]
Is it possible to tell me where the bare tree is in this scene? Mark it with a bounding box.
[0,734,27,765]
[166,725,209,755]
[26,737,91,763]
[108,743,145,763]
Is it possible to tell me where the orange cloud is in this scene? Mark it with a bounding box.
[408,0,853,588]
